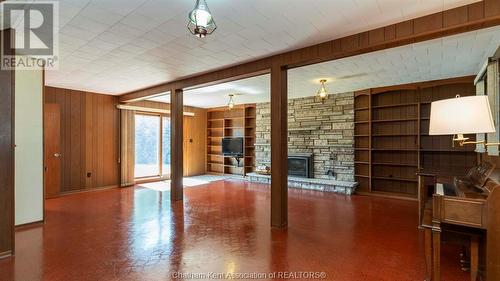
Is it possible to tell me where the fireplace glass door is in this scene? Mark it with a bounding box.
[288,157,311,178]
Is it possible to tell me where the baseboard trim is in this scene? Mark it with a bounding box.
[135,177,163,184]
[135,178,167,185]
[0,250,13,259]
[48,185,121,198]
[355,191,418,202]
[15,220,44,230]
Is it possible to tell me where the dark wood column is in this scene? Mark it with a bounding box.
[0,29,15,258]
[170,88,183,201]
[270,64,287,228]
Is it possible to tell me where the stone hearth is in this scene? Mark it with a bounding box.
[246,172,358,195]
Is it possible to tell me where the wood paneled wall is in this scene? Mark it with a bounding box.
[44,87,120,194]
[128,100,207,176]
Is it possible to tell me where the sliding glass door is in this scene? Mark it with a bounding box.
[162,117,171,176]
[135,114,160,178]
[134,114,171,179]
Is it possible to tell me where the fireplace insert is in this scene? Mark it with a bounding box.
[288,153,313,178]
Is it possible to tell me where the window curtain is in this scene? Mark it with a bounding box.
[120,110,135,187]
[476,79,486,153]
[487,60,499,156]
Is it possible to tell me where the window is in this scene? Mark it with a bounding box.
[135,114,160,178]
[134,114,171,179]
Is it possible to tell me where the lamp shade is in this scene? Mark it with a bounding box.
[429,95,496,135]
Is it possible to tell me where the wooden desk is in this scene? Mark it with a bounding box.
[418,173,500,281]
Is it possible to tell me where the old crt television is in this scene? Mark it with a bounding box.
[222,137,243,156]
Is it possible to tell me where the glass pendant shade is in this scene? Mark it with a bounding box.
[228,94,235,110]
[187,0,217,38]
[317,79,329,103]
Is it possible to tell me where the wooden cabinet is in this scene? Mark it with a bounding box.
[207,105,256,177]
[354,78,478,199]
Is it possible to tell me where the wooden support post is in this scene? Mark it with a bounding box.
[170,88,183,202]
[270,64,287,228]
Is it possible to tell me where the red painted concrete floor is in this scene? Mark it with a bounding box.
[0,180,469,281]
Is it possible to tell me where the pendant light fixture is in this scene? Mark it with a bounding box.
[316,79,329,103]
[187,0,217,38]
[227,94,235,110]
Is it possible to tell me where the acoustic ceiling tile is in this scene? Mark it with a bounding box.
[46,0,483,94]
[77,3,123,26]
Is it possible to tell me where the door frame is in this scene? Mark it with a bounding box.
[43,102,61,199]
[133,112,172,180]
[0,29,15,258]
[41,70,46,223]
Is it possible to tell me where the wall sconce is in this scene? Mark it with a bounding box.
[429,95,500,147]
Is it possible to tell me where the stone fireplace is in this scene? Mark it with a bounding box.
[288,153,313,178]
[248,93,357,194]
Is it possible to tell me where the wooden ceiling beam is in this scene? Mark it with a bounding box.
[120,58,271,103]
[119,0,500,103]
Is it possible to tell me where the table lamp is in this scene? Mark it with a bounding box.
[429,95,499,147]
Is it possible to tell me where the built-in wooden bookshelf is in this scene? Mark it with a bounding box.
[354,78,478,200]
[207,104,256,177]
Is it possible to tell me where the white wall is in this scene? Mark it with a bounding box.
[15,68,44,225]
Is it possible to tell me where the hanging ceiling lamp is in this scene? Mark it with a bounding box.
[227,94,235,110]
[316,79,329,103]
[187,0,217,38]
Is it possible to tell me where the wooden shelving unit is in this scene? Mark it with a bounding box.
[206,104,256,177]
[354,89,372,195]
[354,80,478,200]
